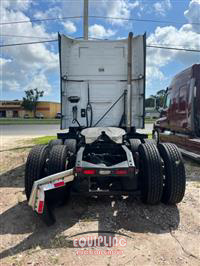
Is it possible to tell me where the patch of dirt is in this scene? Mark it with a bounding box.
[0,137,200,266]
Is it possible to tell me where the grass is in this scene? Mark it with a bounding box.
[32,136,57,145]
[145,118,157,124]
[32,134,152,146]
[1,118,154,125]
[0,118,60,125]
[1,136,57,151]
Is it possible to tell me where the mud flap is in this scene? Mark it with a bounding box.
[37,199,56,226]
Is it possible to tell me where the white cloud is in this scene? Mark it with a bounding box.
[26,73,53,95]
[147,66,165,81]
[153,0,172,16]
[0,4,59,93]
[62,21,77,33]
[184,0,200,33]
[1,0,32,11]
[89,24,116,39]
[146,65,165,90]
[147,24,200,64]
[3,80,21,91]
[146,0,200,91]
[89,0,140,26]
[146,24,200,89]
[0,58,12,66]
[34,6,62,20]
[107,0,139,25]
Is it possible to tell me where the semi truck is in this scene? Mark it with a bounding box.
[25,33,186,225]
[153,64,200,162]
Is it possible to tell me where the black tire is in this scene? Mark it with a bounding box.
[145,139,157,145]
[64,139,77,154]
[47,145,71,204]
[129,139,141,153]
[48,139,63,151]
[48,145,68,174]
[152,129,160,145]
[25,145,48,200]
[158,143,186,204]
[138,143,163,204]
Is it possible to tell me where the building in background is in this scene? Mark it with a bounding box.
[0,100,61,118]
[145,107,160,119]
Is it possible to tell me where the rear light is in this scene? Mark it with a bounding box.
[54,181,65,188]
[75,167,82,173]
[114,169,128,175]
[38,200,44,214]
[83,169,96,175]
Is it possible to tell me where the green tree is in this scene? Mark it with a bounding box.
[22,88,44,117]
[156,89,166,107]
[145,97,155,108]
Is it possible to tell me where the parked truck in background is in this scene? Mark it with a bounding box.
[24,33,186,225]
[153,64,200,162]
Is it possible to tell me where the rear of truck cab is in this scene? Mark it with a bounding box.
[153,64,200,161]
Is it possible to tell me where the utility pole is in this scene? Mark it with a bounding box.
[84,0,89,40]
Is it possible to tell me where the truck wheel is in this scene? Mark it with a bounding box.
[48,139,63,151]
[145,139,157,145]
[129,139,141,153]
[158,143,186,204]
[152,129,160,145]
[25,145,48,200]
[138,143,163,204]
[64,139,77,154]
[47,145,71,204]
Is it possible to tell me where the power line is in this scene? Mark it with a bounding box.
[0,32,199,49]
[0,40,57,47]
[0,16,83,25]
[90,16,200,26]
[0,15,199,26]
[147,45,200,52]
[0,34,53,39]
[0,39,200,53]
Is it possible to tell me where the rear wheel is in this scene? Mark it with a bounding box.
[158,143,186,204]
[25,145,48,200]
[152,129,160,145]
[64,139,77,154]
[47,145,71,205]
[145,139,157,145]
[48,139,63,151]
[129,139,141,153]
[138,143,163,204]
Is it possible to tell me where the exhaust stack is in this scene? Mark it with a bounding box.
[126,32,133,132]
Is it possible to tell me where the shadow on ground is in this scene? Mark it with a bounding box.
[0,164,25,188]
[0,195,180,259]
[1,158,199,190]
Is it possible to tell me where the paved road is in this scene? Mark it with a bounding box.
[0,124,64,137]
[0,123,153,137]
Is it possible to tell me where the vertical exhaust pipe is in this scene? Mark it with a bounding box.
[126,32,133,132]
[84,0,89,40]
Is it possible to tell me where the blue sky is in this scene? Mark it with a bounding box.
[1,0,200,102]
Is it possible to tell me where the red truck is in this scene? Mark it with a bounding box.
[153,64,200,162]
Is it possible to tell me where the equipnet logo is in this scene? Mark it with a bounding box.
[73,236,127,248]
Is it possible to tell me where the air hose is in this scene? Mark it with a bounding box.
[72,106,81,127]
[86,83,93,127]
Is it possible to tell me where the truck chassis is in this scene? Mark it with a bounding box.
[25,127,186,225]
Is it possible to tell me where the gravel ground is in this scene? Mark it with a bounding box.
[0,136,200,266]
